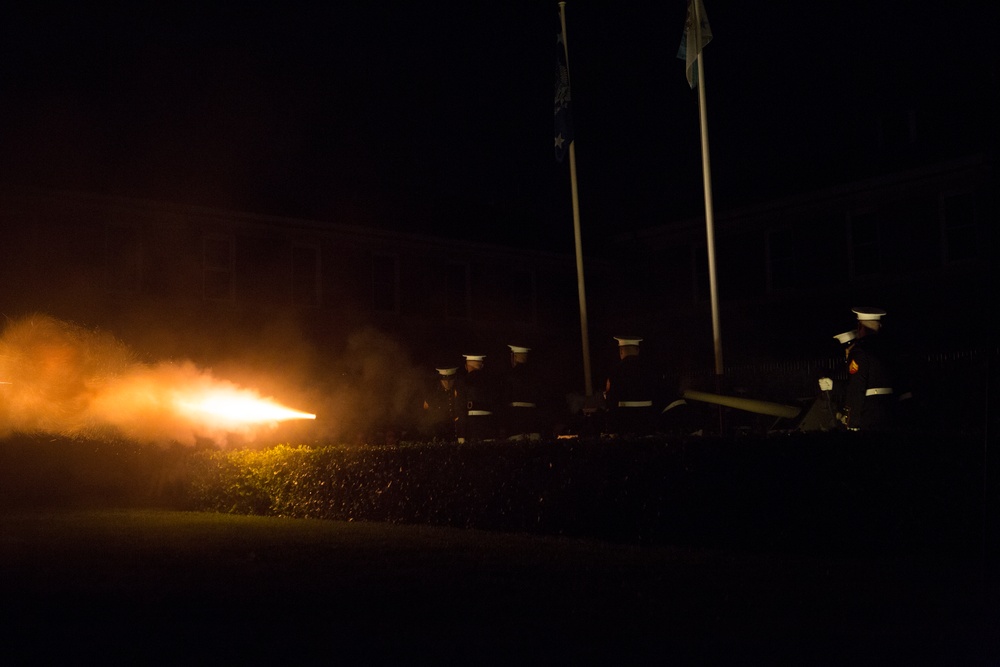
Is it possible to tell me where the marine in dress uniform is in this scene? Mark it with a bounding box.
[421,367,460,441]
[604,337,657,437]
[843,307,897,431]
[503,344,543,441]
[456,354,498,442]
[801,330,857,432]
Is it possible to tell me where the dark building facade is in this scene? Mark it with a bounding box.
[0,189,614,400]
[1,147,994,433]
[610,155,995,424]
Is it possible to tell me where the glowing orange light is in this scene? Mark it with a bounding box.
[176,389,316,425]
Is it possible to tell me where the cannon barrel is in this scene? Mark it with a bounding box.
[681,389,802,419]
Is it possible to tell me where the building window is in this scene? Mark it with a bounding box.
[719,236,765,299]
[848,211,880,279]
[372,253,399,313]
[203,234,234,300]
[891,196,941,274]
[767,229,796,292]
[942,192,977,263]
[446,262,469,319]
[105,225,141,293]
[292,244,321,306]
[509,269,536,324]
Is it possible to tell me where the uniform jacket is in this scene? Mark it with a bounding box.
[844,334,896,430]
[504,362,541,407]
[423,382,459,426]
[605,355,657,407]
[459,368,499,414]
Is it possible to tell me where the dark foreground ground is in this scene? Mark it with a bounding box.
[1,509,996,665]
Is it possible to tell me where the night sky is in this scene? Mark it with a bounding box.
[0,2,994,252]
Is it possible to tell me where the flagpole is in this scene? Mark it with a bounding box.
[693,0,724,387]
[559,1,594,397]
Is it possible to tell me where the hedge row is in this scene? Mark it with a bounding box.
[182,433,987,556]
[0,431,984,556]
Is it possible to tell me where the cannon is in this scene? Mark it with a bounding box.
[680,389,802,420]
[677,381,848,433]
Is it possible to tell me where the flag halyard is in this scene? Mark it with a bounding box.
[554,33,573,162]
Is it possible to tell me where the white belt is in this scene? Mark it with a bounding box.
[468,410,493,416]
[865,387,893,396]
[510,402,536,408]
[618,400,653,408]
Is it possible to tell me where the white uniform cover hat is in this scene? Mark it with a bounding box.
[852,307,886,330]
[833,331,857,345]
[613,337,643,347]
[851,307,886,321]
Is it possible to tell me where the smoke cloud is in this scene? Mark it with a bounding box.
[0,314,430,447]
[305,326,428,444]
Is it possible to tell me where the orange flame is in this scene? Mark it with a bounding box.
[175,388,316,425]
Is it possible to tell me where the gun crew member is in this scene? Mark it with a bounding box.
[456,353,498,442]
[421,366,460,441]
[503,344,543,441]
[604,336,657,437]
[842,307,896,431]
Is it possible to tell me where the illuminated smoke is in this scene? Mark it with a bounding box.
[0,314,316,446]
[295,326,429,444]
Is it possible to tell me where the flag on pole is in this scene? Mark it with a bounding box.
[554,33,573,162]
[677,0,712,89]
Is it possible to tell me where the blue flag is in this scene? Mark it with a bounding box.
[554,33,573,162]
[677,0,712,89]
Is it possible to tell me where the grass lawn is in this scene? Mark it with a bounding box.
[1,508,995,665]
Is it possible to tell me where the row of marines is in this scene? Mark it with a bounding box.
[419,337,690,442]
[420,345,548,442]
[421,305,906,442]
